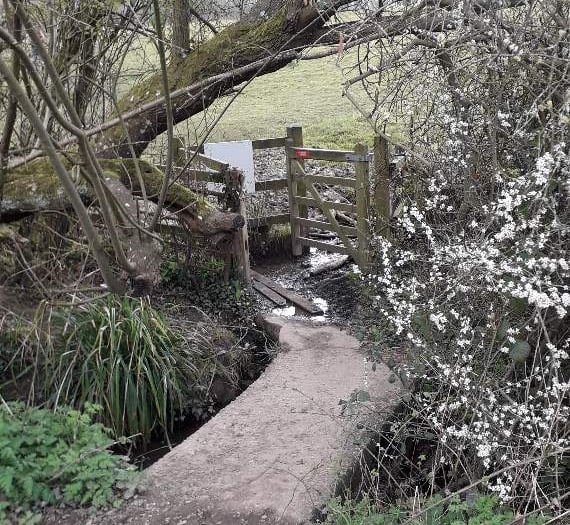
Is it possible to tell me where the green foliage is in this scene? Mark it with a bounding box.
[42,297,199,445]
[0,403,136,522]
[326,495,547,525]
[508,340,531,364]
[160,259,186,286]
[161,256,255,322]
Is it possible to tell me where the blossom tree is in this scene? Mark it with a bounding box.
[337,0,569,515]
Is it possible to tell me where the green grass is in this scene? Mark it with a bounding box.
[183,54,375,150]
[326,495,549,525]
[118,37,378,151]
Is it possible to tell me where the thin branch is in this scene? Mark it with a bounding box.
[148,0,175,231]
[0,57,123,293]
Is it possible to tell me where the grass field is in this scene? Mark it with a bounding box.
[119,38,378,152]
[179,54,375,150]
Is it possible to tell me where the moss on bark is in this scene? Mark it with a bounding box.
[1,157,212,219]
[101,7,292,156]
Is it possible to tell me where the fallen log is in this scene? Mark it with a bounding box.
[308,254,351,277]
[309,231,337,240]
[334,210,357,227]
[0,158,244,294]
[0,157,244,236]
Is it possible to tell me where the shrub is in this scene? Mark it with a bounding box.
[0,402,136,522]
[360,144,569,510]
[42,296,199,446]
[339,0,569,515]
[40,296,252,446]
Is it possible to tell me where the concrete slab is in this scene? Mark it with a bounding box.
[48,317,400,525]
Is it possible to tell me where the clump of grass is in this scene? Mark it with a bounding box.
[326,494,548,525]
[42,297,203,446]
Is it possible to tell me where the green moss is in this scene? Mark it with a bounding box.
[99,159,212,216]
[4,157,212,216]
[3,158,81,209]
[117,8,287,117]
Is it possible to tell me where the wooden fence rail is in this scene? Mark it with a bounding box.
[157,125,392,281]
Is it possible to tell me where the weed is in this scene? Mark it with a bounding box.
[0,402,136,522]
[326,494,548,525]
[160,259,186,286]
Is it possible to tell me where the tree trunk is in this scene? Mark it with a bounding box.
[97,0,338,159]
[1,158,244,237]
[172,0,191,62]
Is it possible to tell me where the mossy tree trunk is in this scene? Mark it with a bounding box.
[97,0,336,158]
[0,158,245,293]
[1,158,244,235]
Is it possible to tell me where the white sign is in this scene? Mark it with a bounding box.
[204,140,255,194]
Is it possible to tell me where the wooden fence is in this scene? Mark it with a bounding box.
[159,125,392,284]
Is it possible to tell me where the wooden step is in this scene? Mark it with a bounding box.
[251,270,323,315]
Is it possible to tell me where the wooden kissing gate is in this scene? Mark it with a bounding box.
[167,124,390,289]
[285,125,370,268]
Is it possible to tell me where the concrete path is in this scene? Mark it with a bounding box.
[49,317,400,525]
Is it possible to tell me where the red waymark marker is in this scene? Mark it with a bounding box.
[295,149,311,159]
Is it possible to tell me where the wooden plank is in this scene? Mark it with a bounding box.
[254,178,288,191]
[252,280,287,306]
[187,147,229,172]
[302,174,356,188]
[248,214,290,228]
[251,270,323,315]
[288,147,367,163]
[355,143,370,268]
[374,135,391,239]
[295,196,357,213]
[252,137,288,150]
[297,237,351,255]
[296,217,357,236]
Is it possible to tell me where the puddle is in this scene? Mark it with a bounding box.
[256,246,349,323]
[272,305,297,317]
[313,297,329,313]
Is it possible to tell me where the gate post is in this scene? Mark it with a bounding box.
[355,143,370,268]
[286,125,308,256]
[224,168,251,291]
[373,135,391,239]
